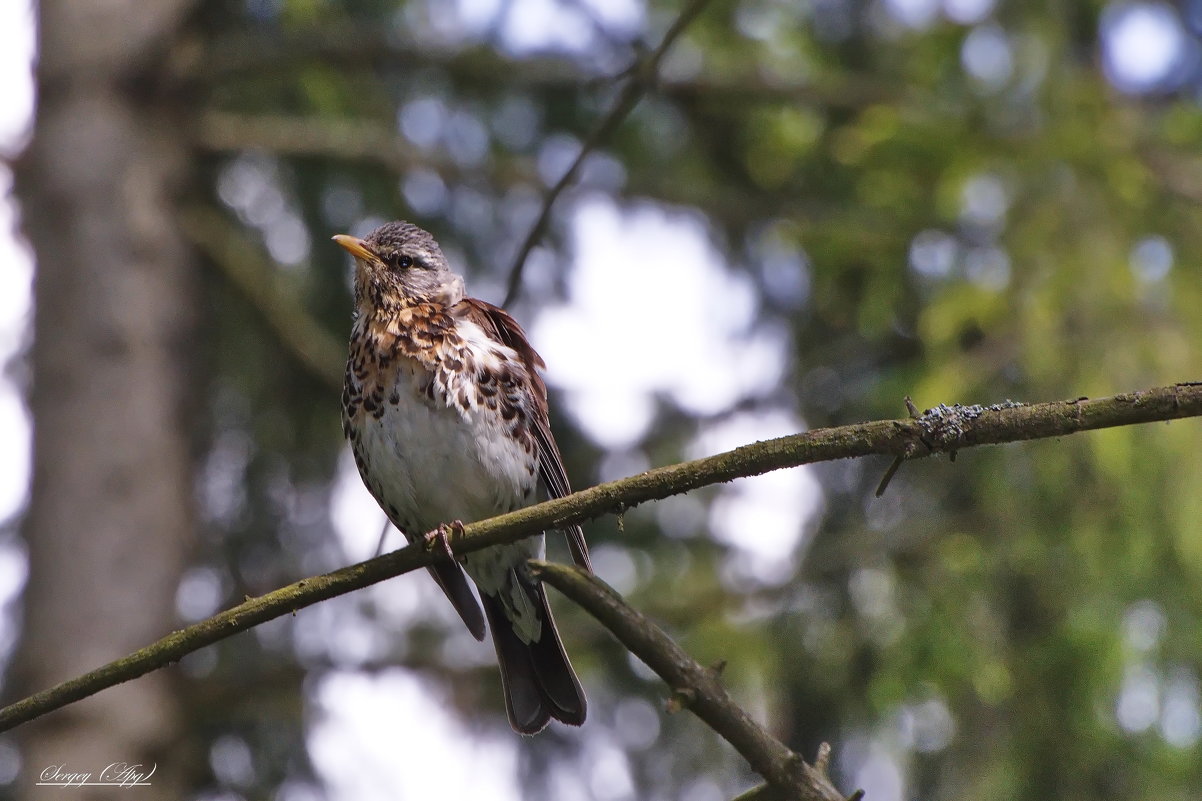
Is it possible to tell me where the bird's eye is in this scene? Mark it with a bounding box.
[395,254,413,269]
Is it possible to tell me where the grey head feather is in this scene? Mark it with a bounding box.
[361,221,465,306]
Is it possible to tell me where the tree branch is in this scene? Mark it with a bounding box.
[195,31,895,110]
[191,111,836,227]
[180,205,345,390]
[532,562,849,801]
[501,0,714,306]
[193,111,536,187]
[2,382,1200,731]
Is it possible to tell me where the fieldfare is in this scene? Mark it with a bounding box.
[334,221,590,735]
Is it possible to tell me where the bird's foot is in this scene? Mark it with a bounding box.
[426,520,465,563]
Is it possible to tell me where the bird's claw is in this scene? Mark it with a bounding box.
[426,520,464,562]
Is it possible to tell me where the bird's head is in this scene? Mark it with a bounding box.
[333,221,465,312]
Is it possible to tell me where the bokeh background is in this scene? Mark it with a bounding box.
[3,0,1202,799]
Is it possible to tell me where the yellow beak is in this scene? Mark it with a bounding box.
[332,234,377,263]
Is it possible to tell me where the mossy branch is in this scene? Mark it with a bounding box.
[1,382,1200,732]
[533,562,850,801]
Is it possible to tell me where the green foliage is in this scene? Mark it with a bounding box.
[185,0,1202,798]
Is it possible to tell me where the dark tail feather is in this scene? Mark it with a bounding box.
[427,563,486,641]
[565,523,592,572]
[482,583,586,735]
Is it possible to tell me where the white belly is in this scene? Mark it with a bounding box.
[355,375,538,534]
[348,317,551,642]
[356,365,547,640]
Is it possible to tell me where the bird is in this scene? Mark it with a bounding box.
[333,221,591,735]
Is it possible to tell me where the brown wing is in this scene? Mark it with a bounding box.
[454,298,591,572]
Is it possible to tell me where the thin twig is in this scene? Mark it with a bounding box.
[873,456,904,497]
[373,517,392,557]
[501,0,714,307]
[730,785,779,801]
[532,562,847,801]
[876,395,923,496]
[2,383,1201,731]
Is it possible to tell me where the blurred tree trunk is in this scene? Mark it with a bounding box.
[12,1,200,797]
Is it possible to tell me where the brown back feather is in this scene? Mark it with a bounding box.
[453,298,591,571]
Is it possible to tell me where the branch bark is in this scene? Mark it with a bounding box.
[532,562,849,801]
[1,382,1200,732]
[13,1,202,797]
